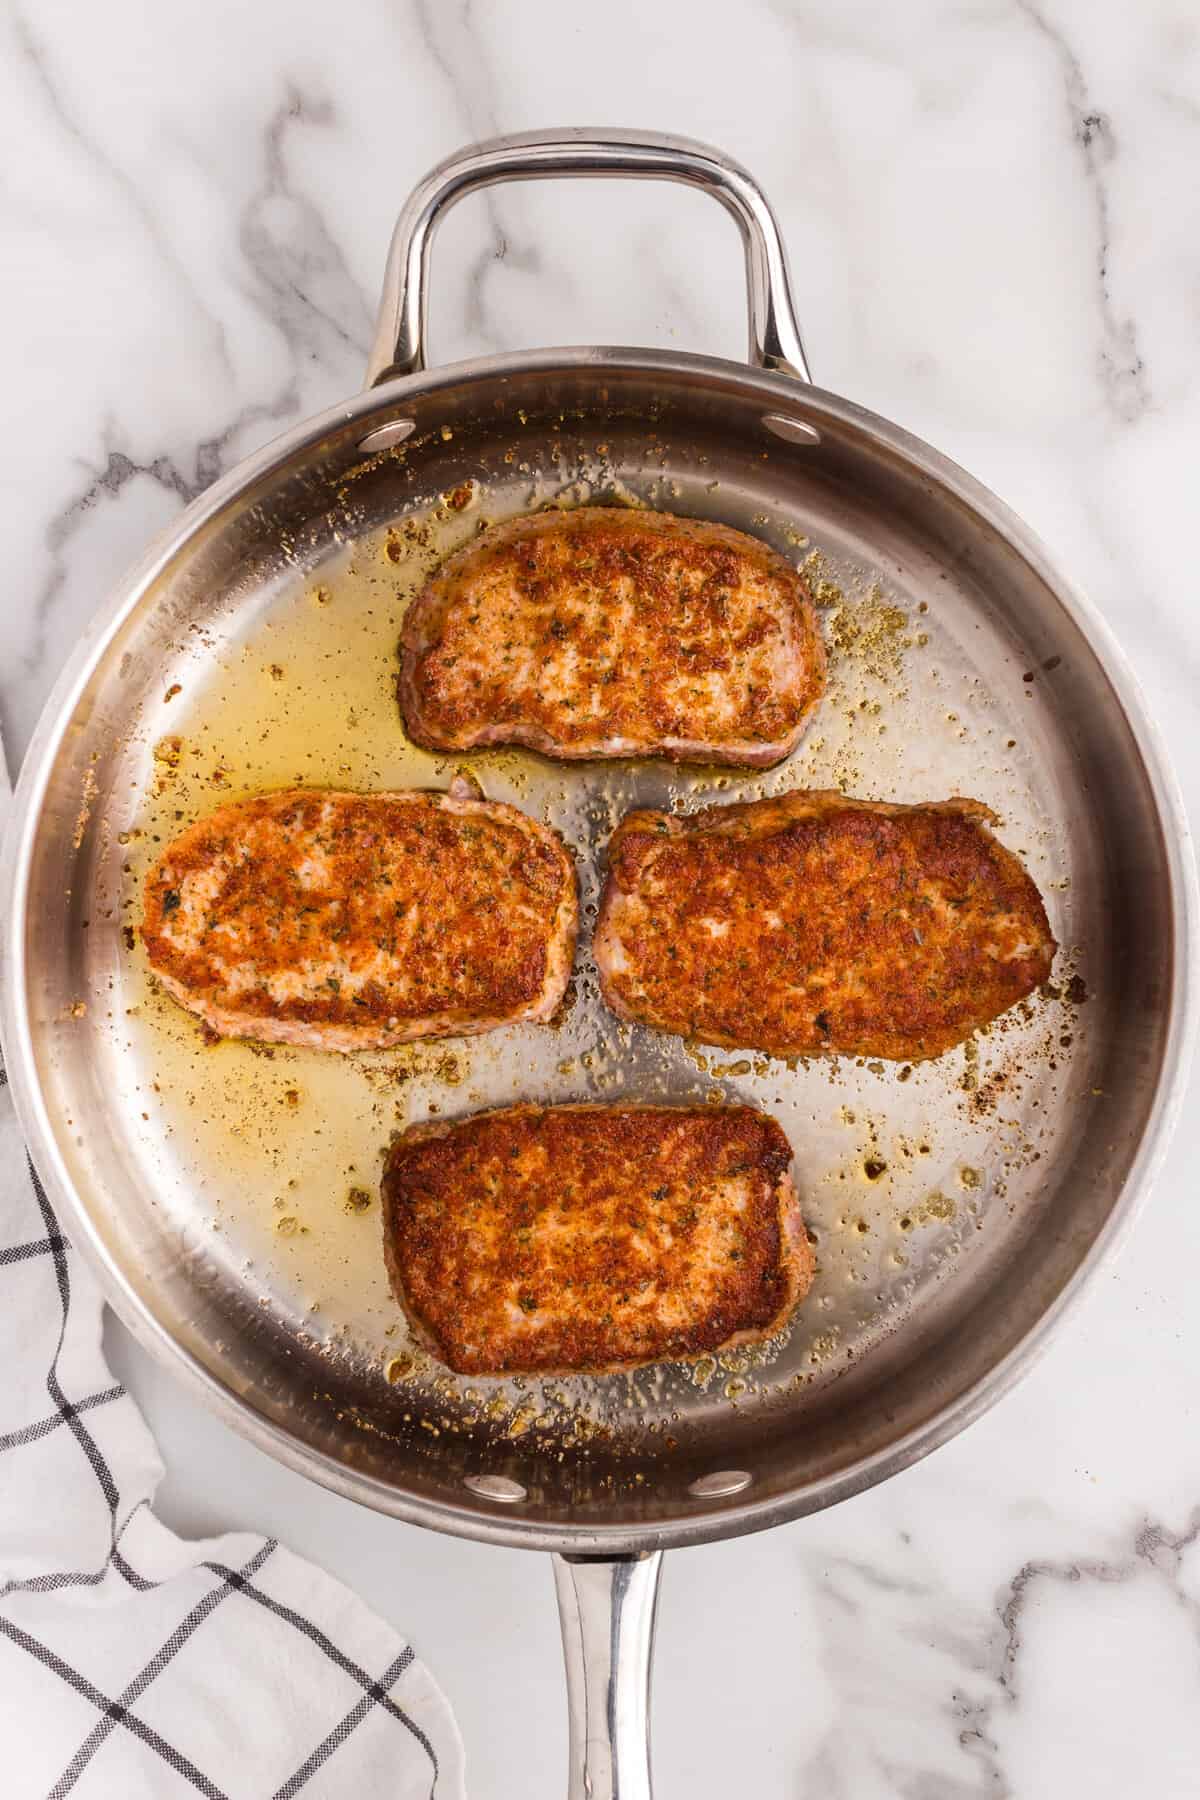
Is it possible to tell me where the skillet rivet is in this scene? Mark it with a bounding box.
[464,1473,527,1504]
[357,417,417,454]
[762,413,821,447]
[688,1469,753,1498]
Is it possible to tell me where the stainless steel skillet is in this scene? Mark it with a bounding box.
[2,130,1195,1797]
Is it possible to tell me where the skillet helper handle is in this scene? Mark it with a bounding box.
[365,128,811,386]
[553,1551,663,1800]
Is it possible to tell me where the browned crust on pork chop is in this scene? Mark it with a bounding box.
[399,507,825,767]
[141,782,577,1049]
[381,1103,812,1376]
[594,789,1056,1062]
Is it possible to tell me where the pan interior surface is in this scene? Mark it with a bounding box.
[9,355,1179,1548]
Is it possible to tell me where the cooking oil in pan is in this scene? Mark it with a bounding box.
[106,460,1089,1447]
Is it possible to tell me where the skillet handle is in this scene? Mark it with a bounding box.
[365,129,810,387]
[553,1550,663,1800]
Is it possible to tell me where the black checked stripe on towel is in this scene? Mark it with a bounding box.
[0,1049,449,1799]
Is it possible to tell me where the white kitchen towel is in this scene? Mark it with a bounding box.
[0,755,465,1798]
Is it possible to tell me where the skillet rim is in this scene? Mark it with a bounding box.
[2,344,1195,1552]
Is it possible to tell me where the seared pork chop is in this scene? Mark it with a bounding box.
[381,1103,811,1376]
[399,507,825,767]
[595,790,1055,1062]
[141,780,577,1049]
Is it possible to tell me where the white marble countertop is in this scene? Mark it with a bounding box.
[5,2,1200,1793]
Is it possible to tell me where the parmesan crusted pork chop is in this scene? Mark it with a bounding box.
[381,1103,812,1377]
[595,790,1056,1063]
[399,507,825,767]
[141,780,577,1050]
